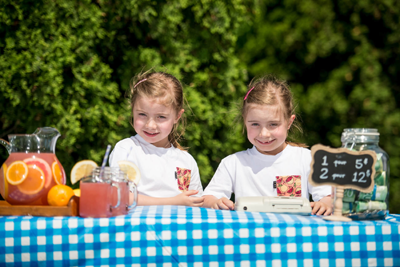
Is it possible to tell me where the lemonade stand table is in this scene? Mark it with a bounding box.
[1,205,399,266]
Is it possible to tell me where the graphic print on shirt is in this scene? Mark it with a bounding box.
[176,167,191,192]
[276,175,302,197]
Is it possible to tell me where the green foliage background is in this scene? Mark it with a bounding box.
[1,0,399,213]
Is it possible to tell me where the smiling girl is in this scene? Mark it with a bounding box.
[203,75,332,215]
[109,71,204,206]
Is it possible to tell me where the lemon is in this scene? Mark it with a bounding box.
[118,160,141,184]
[73,189,81,197]
[70,160,98,184]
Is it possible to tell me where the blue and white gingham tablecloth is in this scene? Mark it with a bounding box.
[1,205,399,266]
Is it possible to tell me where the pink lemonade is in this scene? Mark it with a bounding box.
[0,152,66,205]
[111,181,129,216]
[80,182,112,218]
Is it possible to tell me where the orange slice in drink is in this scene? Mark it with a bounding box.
[52,161,65,185]
[18,164,45,195]
[23,157,52,188]
[6,161,28,185]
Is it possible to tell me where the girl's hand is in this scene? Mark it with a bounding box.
[174,190,205,207]
[310,195,333,215]
[211,197,234,210]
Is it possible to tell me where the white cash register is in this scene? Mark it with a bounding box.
[235,196,312,216]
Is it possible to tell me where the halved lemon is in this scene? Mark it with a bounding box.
[52,161,65,185]
[18,164,45,195]
[70,160,98,184]
[6,161,28,185]
[118,160,141,184]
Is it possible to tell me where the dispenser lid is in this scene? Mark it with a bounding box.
[341,128,380,143]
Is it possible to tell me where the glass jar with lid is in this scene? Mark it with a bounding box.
[333,128,389,220]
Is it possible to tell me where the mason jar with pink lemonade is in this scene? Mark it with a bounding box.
[79,173,122,218]
[91,167,137,216]
[0,127,66,205]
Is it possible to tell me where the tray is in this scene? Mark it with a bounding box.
[0,196,79,217]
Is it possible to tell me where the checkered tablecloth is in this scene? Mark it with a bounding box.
[1,206,399,267]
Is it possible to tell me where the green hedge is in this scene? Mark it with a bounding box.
[0,0,251,184]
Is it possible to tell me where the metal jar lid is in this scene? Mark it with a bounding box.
[341,128,380,144]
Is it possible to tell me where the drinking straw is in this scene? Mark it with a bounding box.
[100,144,112,179]
[102,144,112,168]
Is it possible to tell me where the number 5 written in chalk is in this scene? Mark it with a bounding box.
[355,158,368,169]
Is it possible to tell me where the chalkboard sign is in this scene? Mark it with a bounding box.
[309,144,377,193]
